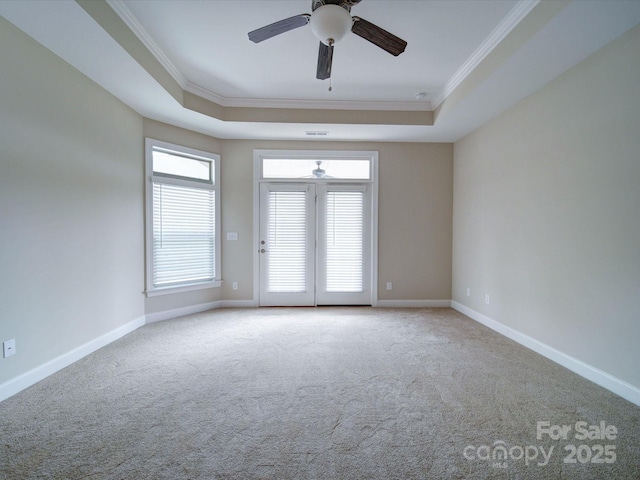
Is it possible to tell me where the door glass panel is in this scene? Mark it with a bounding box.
[325,191,364,292]
[267,191,308,292]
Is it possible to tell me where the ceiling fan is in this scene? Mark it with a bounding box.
[305,161,333,178]
[248,0,407,82]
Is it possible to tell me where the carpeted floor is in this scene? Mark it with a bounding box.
[1,307,639,479]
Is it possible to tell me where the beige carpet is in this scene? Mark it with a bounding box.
[1,307,638,479]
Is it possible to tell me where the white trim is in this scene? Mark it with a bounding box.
[144,299,257,324]
[105,1,437,113]
[186,81,432,111]
[255,149,378,165]
[370,155,379,307]
[145,280,222,298]
[106,3,433,113]
[253,155,261,307]
[376,300,452,308]
[106,0,188,88]
[144,301,222,324]
[451,301,640,407]
[433,0,540,109]
[219,299,258,309]
[0,316,145,403]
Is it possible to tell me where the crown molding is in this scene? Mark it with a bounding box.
[433,0,540,108]
[104,0,538,114]
[106,0,433,113]
[185,81,433,112]
[106,0,187,88]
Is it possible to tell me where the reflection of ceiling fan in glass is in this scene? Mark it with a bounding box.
[305,160,334,178]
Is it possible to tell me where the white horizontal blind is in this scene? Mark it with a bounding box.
[267,191,307,293]
[325,190,364,292]
[152,183,215,287]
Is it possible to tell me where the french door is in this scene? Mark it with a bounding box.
[259,182,371,306]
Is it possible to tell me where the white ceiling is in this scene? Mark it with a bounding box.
[122,0,517,106]
[2,0,640,142]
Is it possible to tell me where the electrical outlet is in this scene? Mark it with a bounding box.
[485,294,491,305]
[3,339,16,358]
[232,282,238,290]
[466,288,471,296]
[386,282,392,291]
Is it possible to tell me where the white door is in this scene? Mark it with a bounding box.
[259,183,316,306]
[316,184,371,305]
[259,182,371,306]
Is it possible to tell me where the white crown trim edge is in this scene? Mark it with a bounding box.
[451,301,640,407]
[107,0,539,114]
[432,0,540,109]
[106,0,188,88]
[106,0,433,112]
[185,81,433,111]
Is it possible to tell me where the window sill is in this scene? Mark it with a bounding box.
[145,280,222,298]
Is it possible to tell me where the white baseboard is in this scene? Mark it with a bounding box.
[376,299,452,308]
[0,316,145,403]
[144,301,223,324]
[9,301,636,407]
[144,299,257,324]
[451,301,640,407]
[220,299,258,309]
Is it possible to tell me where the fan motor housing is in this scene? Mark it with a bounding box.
[310,4,353,46]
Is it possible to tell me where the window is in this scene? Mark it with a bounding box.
[262,158,371,179]
[266,189,309,293]
[325,188,365,293]
[145,139,220,296]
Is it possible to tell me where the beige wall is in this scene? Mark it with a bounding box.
[0,18,144,385]
[221,140,453,304]
[376,142,452,301]
[453,25,640,388]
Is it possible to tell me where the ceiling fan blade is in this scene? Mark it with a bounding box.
[351,17,407,56]
[248,14,310,43]
[316,41,334,80]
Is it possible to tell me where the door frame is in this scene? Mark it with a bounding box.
[253,149,379,307]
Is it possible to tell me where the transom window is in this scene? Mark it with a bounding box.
[145,139,221,296]
[152,148,213,182]
[261,157,371,180]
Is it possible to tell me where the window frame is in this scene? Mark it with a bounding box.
[145,138,221,297]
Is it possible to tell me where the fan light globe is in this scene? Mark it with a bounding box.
[310,4,353,46]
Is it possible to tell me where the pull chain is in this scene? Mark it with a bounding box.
[328,76,332,92]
